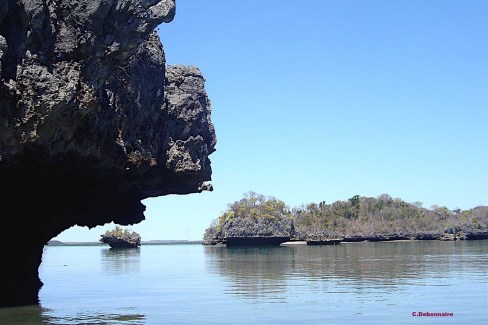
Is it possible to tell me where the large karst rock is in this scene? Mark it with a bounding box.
[0,0,216,306]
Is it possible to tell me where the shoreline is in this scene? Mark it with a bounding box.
[49,236,488,247]
[280,238,487,246]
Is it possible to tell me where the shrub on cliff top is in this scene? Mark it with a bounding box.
[204,191,294,241]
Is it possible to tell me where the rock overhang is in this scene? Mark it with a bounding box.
[0,0,216,306]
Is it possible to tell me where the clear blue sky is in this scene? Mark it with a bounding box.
[54,0,487,242]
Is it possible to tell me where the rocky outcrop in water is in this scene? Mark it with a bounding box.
[100,226,141,248]
[203,192,294,246]
[0,0,216,306]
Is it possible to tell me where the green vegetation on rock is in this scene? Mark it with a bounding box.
[100,226,141,247]
[203,191,294,244]
[204,192,488,243]
[293,194,488,240]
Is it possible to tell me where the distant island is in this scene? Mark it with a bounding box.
[47,226,204,246]
[47,239,202,246]
[203,192,488,245]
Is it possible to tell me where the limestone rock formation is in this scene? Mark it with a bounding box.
[0,0,216,306]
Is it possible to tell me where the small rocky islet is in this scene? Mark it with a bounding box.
[100,226,141,248]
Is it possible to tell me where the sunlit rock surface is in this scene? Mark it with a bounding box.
[0,0,215,306]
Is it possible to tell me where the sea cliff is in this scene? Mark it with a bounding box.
[0,0,215,306]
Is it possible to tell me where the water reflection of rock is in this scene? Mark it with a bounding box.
[0,305,146,325]
[0,305,45,324]
[101,247,141,274]
[205,241,486,299]
[205,246,293,300]
[43,309,146,325]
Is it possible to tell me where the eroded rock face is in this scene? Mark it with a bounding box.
[0,0,216,306]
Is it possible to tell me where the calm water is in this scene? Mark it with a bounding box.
[0,241,487,324]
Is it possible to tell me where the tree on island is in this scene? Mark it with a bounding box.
[203,191,294,244]
[292,194,488,240]
[100,225,141,248]
[203,192,488,243]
